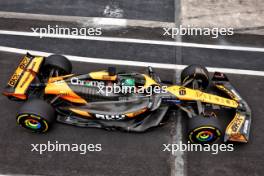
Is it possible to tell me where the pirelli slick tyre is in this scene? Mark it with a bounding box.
[188,115,222,144]
[181,65,209,90]
[43,54,72,77]
[17,99,55,133]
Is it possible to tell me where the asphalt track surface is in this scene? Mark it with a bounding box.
[0,52,174,176]
[0,18,264,71]
[0,0,175,22]
[1,51,264,176]
[0,2,264,176]
[1,34,264,71]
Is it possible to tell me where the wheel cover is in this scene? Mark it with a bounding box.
[189,126,221,144]
[24,119,41,130]
[196,130,214,142]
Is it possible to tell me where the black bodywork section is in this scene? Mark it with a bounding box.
[57,106,169,132]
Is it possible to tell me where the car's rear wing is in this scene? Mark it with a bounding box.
[212,72,251,143]
[2,53,44,100]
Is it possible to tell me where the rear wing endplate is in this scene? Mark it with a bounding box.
[2,53,44,100]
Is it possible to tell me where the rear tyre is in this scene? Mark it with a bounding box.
[181,65,209,90]
[17,99,55,133]
[43,55,72,77]
[188,115,222,144]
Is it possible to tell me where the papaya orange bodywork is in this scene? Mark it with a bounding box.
[48,74,74,83]
[69,108,92,117]
[125,108,147,118]
[45,80,87,104]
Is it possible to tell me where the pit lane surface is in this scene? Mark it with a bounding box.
[0,52,174,176]
[0,51,264,176]
[0,4,264,176]
[0,0,175,22]
[1,33,264,71]
[186,74,264,176]
[0,17,264,71]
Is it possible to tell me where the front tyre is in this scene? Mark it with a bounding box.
[188,115,222,144]
[17,99,55,133]
[181,65,209,90]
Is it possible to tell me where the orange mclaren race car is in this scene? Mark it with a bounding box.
[2,53,251,144]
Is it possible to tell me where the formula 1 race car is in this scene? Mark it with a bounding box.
[2,53,251,144]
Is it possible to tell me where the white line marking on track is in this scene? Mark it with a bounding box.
[172,1,185,175]
[0,46,264,76]
[0,11,174,28]
[92,18,127,27]
[171,69,185,176]
[1,30,264,53]
[171,112,185,176]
